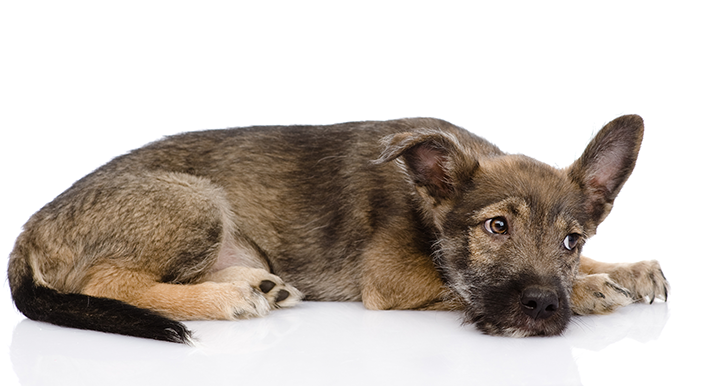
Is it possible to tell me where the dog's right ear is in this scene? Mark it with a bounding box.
[374,130,478,205]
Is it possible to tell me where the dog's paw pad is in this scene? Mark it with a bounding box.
[256,279,297,307]
[275,289,290,303]
[249,272,302,309]
[259,280,276,294]
[264,283,302,309]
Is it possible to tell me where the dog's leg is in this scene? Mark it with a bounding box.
[205,266,302,309]
[579,255,669,303]
[571,255,668,315]
[83,265,272,320]
[361,235,463,311]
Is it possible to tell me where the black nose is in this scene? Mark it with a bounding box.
[520,287,559,320]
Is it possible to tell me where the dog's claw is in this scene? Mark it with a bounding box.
[660,269,669,301]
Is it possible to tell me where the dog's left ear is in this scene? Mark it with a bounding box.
[568,114,644,227]
[375,130,477,206]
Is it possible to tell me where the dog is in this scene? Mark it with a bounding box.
[8,115,668,343]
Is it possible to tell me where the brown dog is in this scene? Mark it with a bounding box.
[7,115,668,343]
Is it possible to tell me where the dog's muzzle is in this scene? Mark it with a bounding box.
[463,274,571,337]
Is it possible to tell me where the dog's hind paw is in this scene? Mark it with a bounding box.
[206,266,303,310]
[228,282,272,319]
[605,260,669,304]
[256,278,303,309]
[570,273,633,315]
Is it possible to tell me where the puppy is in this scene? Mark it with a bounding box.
[7,115,668,343]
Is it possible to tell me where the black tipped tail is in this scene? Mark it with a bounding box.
[11,274,192,344]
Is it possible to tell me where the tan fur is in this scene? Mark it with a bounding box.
[84,267,271,320]
[361,231,460,311]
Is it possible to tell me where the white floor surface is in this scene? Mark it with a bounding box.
[1,2,707,385]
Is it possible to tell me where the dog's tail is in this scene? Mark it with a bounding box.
[8,257,193,344]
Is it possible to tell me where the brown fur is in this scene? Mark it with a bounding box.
[7,115,668,342]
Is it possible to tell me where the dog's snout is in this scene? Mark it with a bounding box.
[520,287,559,320]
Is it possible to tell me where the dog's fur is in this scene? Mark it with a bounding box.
[7,115,668,343]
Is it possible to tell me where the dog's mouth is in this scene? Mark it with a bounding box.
[461,277,572,338]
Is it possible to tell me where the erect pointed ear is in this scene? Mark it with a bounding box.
[567,114,644,227]
[375,130,478,204]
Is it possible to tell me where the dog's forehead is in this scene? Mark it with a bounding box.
[470,154,585,220]
[478,154,572,190]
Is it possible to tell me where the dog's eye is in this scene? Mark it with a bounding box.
[484,217,509,235]
[563,234,581,251]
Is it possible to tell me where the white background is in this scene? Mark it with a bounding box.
[1,1,707,385]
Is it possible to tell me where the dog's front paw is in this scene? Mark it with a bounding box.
[607,260,669,304]
[570,274,633,315]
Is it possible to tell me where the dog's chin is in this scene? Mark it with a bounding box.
[468,314,570,338]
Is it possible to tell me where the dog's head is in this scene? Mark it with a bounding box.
[377,115,644,337]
